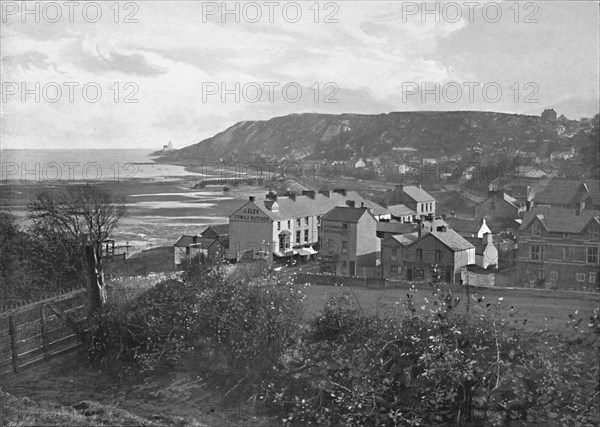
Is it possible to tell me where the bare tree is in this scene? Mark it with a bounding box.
[28,185,126,312]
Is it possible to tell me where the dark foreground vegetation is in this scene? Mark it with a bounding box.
[87,260,599,426]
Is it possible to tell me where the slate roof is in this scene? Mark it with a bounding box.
[201,223,229,237]
[445,218,483,234]
[322,206,370,223]
[382,185,435,206]
[476,192,520,210]
[174,236,217,248]
[389,233,419,246]
[236,191,388,221]
[387,204,417,217]
[534,180,591,205]
[501,193,520,209]
[377,221,419,235]
[519,206,600,233]
[516,166,547,179]
[409,229,475,252]
[586,180,600,205]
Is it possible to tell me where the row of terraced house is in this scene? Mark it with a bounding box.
[173,178,599,290]
[221,185,496,283]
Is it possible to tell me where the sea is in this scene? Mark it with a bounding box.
[0,149,253,251]
[0,149,202,181]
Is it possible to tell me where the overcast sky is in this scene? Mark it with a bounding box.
[1,1,598,150]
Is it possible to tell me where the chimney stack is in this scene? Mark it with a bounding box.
[485,232,493,245]
[249,196,255,202]
[302,190,316,199]
[333,188,347,196]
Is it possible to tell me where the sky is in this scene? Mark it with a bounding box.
[1,1,599,150]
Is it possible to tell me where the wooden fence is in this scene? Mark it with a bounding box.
[0,288,88,376]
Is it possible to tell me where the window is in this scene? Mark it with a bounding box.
[296,218,301,227]
[277,221,281,231]
[414,267,424,279]
[550,271,558,281]
[390,265,401,275]
[317,216,321,225]
[287,220,291,228]
[435,249,442,262]
[576,273,586,282]
[589,272,597,284]
[305,217,309,225]
[391,248,397,260]
[342,223,348,230]
[590,226,599,240]
[563,247,570,261]
[185,247,190,255]
[530,245,543,261]
[532,221,541,237]
[304,229,309,242]
[587,247,599,264]
[296,231,301,243]
[342,241,348,254]
[416,248,423,261]
[342,261,347,270]
[537,269,545,280]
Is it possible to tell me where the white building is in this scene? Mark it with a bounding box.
[227,189,389,263]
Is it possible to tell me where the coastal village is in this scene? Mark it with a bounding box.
[163,109,599,292]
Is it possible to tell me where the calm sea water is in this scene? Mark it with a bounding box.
[0,149,254,250]
[0,149,202,181]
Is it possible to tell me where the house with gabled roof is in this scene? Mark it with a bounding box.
[174,234,227,266]
[516,206,600,290]
[445,218,491,239]
[382,225,475,283]
[226,189,388,263]
[319,205,380,277]
[381,184,436,219]
[475,190,524,231]
[532,179,597,211]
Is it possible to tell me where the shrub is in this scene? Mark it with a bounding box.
[89,262,304,387]
[259,285,599,426]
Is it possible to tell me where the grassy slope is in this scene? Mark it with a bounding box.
[0,390,171,426]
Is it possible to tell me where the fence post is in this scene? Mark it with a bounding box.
[40,305,50,361]
[8,316,18,374]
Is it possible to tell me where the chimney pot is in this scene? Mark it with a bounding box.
[249,196,255,202]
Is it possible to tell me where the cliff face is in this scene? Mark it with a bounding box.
[158,111,562,163]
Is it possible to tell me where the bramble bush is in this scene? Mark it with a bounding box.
[257,284,599,426]
[87,260,599,426]
[88,258,304,387]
